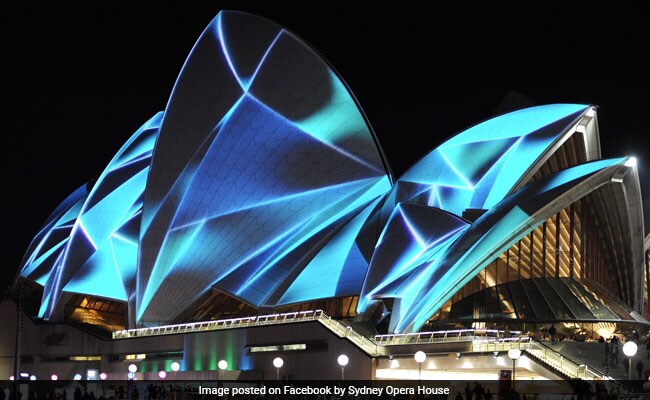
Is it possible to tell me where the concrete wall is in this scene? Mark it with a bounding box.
[0,300,372,380]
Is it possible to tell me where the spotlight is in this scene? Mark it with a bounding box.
[455,352,462,359]
[493,351,499,358]
[625,157,637,168]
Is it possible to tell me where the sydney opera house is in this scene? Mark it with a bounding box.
[1,10,648,382]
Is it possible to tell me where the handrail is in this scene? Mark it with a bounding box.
[523,340,608,380]
[314,313,385,357]
[530,338,609,378]
[374,329,522,346]
[112,310,322,339]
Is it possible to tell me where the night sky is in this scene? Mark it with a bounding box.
[3,3,649,289]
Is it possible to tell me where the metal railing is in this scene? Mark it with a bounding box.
[374,328,522,346]
[314,313,385,357]
[112,310,323,339]
[523,340,607,380]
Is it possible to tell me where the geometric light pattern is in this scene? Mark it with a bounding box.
[369,158,628,332]
[396,104,589,215]
[136,11,391,323]
[18,11,644,334]
[19,184,89,286]
[39,113,161,319]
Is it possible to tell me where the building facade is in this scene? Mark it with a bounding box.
[5,10,648,381]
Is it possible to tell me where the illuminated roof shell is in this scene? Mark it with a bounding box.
[17,11,646,333]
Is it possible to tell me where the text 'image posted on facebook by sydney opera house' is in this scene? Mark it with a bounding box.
[2,9,649,387]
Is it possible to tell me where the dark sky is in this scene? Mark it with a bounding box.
[3,3,649,288]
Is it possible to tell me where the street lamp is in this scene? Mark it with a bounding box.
[170,361,181,378]
[414,351,426,383]
[170,361,181,399]
[128,363,137,381]
[508,348,521,390]
[218,360,228,380]
[623,341,638,381]
[273,357,284,380]
[337,354,349,380]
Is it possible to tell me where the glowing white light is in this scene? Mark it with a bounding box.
[508,348,521,360]
[99,372,107,380]
[128,364,137,373]
[390,359,400,368]
[218,360,228,370]
[623,341,638,357]
[171,361,181,372]
[9,376,14,381]
[30,375,36,381]
[625,157,637,168]
[414,351,427,363]
[273,357,284,368]
[158,371,167,379]
[73,373,82,380]
[51,374,58,381]
[127,372,135,380]
[337,354,349,367]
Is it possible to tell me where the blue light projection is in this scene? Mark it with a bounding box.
[19,185,89,285]
[380,158,627,333]
[137,11,391,322]
[396,104,589,216]
[39,113,161,319]
[358,203,469,314]
[19,10,638,334]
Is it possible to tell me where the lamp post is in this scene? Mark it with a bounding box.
[273,357,284,381]
[337,354,349,380]
[170,361,181,400]
[171,360,180,378]
[414,351,426,384]
[508,348,521,390]
[128,363,137,380]
[622,341,637,381]
[218,360,228,381]
[100,372,107,397]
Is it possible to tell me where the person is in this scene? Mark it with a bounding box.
[611,339,619,366]
[646,337,650,360]
[484,389,493,400]
[455,392,464,400]
[473,382,484,400]
[465,383,472,400]
[549,324,557,344]
[636,359,644,379]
